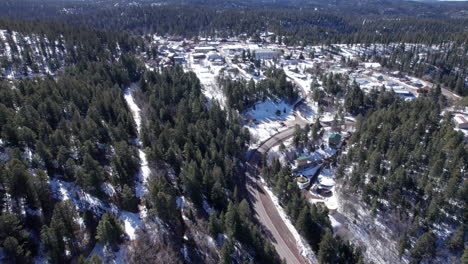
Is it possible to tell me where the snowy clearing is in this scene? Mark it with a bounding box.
[243,99,295,147]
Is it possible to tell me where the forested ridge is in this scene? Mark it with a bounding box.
[58,6,468,46]
[135,66,281,263]
[0,58,143,263]
[0,18,143,79]
[0,1,467,263]
[2,1,468,46]
[337,94,467,263]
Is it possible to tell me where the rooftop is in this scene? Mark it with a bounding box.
[329,134,342,139]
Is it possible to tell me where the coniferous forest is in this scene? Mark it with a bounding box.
[0,0,467,264]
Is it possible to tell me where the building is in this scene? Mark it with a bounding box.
[454,115,468,129]
[254,49,281,60]
[194,46,216,54]
[173,56,185,64]
[192,53,206,60]
[328,134,342,148]
[207,52,223,62]
[394,90,416,100]
[296,175,311,190]
[295,156,310,168]
[316,175,335,190]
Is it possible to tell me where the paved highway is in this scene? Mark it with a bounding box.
[246,123,310,264]
[243,72,317,264]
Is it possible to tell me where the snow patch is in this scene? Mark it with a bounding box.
[119,211,142,240]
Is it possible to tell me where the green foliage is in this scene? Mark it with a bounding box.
[463,246,468,264]
[96,211,124,246]
[219,68,298,112]
[344,97,466,252]
[120,184,138,212]
[411,232,436,261]
[147,177,180,224]
[220,239,234,264]
[447,224,465,252]
[208,211,222,238]
[41,201,83,263]
[318,230,338,264]
[0,213,32,263]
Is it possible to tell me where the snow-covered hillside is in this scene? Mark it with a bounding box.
[0,30,68,79]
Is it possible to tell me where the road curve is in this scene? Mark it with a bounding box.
[245,119,312,264]
[242,73,317,264]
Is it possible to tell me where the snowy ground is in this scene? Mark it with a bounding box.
[189,59,227,107]
[89,244,126,264]
[243,99,295,147]
[123,87,151,199]
[50,179,118,215]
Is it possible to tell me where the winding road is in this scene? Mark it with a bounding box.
[243,77,316,264]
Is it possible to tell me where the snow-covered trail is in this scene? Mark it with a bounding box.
[123,86,150,199]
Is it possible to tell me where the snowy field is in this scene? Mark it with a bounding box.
[190,60,227,107]
[243,99,295,147]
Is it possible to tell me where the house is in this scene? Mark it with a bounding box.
[394,90,416,100]
[316,175,335,190]
[328,134,342,148]
[454,115,468,129]
[173,56,185,64]
[194,46,216,54]
[192,53,206,60]
[295,156,310,168]
[363,62,381,69]
[207,52,223,61]
[254,49,281,60]
[296,175,311,190]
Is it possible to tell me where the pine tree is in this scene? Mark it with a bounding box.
[96,211,124,247]
[208,211,221,238]
[0,213,32,264]
[447,224,464,252]
[462,246,468,264]
[42,201,82,263]
[121,184,138,212]
[220,239,234,264]
[398,232,408,258]
[317,229,338,264]
[411,232,436,261]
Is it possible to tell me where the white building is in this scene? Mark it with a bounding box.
[194,46,216,54]
[207,52,223,61]
[254,49,281,60]
[316,176,335,190]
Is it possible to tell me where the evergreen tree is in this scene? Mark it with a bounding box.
[317,229,338,264]
[411,232,436,262]
[96,211,124,247]
[0,213,32,264]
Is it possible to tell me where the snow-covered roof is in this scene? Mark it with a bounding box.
[317,175,335,187]
[454,115,468,125]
